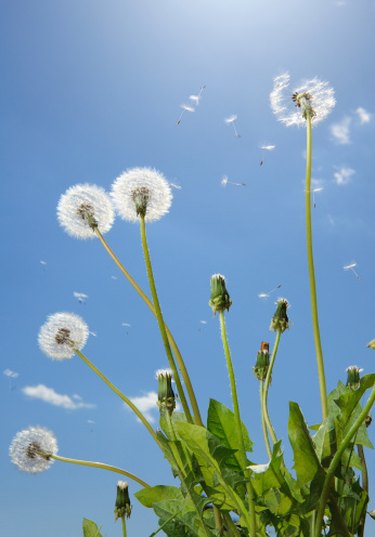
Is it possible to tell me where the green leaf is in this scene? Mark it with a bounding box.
[288,402,323,485]
[207,399,253,468]
[135,485,183,508]
[82,518,103,537]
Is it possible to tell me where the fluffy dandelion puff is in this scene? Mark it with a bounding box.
[38,312,89,360]
[270,72,335,127]
[9,426,58,473]
[57,184,114,239]
[111,167,172,223]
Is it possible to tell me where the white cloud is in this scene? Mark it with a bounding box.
[355,107,371,125]
[330,117,351,145]
[129,391,158,423]
[334,167,356,186]
[22,384,95,410]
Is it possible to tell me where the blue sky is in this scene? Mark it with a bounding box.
[1,0,375,535]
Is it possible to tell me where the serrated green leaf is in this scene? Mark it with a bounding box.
[207,399,253,468]
[82,518,103,537]
[288,402,323,485]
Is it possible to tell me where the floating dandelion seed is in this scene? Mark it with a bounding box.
[111,275,118,280]
[57,184,114,239]
[177,85,206,125]
[343,261,359,279]
[177,104,195,125]
[220,175,246,187]
[9,426,58,473]
[38,312,89,360]
[73,291,88,304]
[122,322,131,328]
[170,182,182,190]
[270,72,335,127]
[111,167,172,223]
[224,114,241,138]
[260,144,276,151]
[40,260,47,267]
[200,320,207,325]
[3,368,19,379]
[89,331,97,337]
[257,284,282,300]
[311,187,324,208]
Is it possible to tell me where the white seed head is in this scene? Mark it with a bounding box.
[345,365,363,373]
[57,184,114,239]
[270,72,335,127]
[9,426,58,473]
[38,312,89,360]
[117,480,129,489]
[111,167,173,223]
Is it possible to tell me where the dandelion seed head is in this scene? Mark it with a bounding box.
[38,312,89,360]
[270,72,335,127]
[111,167,172,223]
[57,184,114,239]
[9,426,58,473]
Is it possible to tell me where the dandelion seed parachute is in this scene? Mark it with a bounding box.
[270,72,335,127]
[111,167,173,223]
[57,184,114,239]
[38,312,89,360]
[9,426,58,473]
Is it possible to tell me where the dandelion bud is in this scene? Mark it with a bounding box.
[253,341,270,381]
[365,415,372,428]
[156,369,176,415]
[270,298,289,333]
[367,339,375,350]
[9,426,58,473]
[346,365,363,391]
[209,274,232,314]
[114,481,132,520]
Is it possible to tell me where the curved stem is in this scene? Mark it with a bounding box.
[75,349,160,447]
[50,454,150,488]
[305,112,328,420]
[95,228,203,426]
[260,380,272,459]
[219,311,257,536]
[262,330,281,446]
[138,216,193,423]
[314,385,375,537]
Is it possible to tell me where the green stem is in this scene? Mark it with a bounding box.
[94,228,203,425]
[50,454,150,488]
[138,216,192,422]
[219,311,257,536]
[75,349,160,447]
[314,385,375,537]
[357,444,369,537]
[262,330,281,446]
[121,516,127,537]
[305,112,328,420]
[260,381,272,459]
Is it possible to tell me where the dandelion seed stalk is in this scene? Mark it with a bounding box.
[305,111,328,420]
[95,227,203,426]
[262,330,281,447]
[75,349,160,447]
[50,454,150,488]
[218,311,257,536]
[138,215,197,423]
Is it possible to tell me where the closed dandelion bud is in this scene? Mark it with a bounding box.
[114,481,132,520]
[270,298,289,333]
[253,341,270,381]
[367,339,375,350]
[156,369,176,415]
[365,415,372,428]
[209,274,232,314]
[346,365,363,391]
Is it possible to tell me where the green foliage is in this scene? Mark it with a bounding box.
[82,518,104,537]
